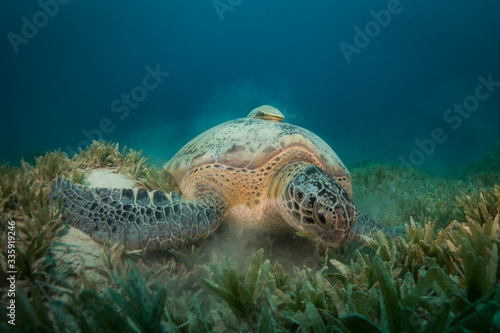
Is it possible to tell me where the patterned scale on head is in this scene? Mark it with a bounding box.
[279,163,356,247]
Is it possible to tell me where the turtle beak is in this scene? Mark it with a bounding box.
[302,224,349,248]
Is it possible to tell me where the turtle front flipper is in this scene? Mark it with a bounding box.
[50,178,225,252]
[350,211,406,248]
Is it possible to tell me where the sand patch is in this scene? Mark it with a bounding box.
[52,227,106,284]
[85,169,134,188]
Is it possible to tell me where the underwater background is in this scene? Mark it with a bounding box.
[1,0,500,173]
[2,1,500,332]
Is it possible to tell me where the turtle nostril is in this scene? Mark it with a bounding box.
[295,189,304,200]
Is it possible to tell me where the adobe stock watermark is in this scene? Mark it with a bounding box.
[213,0,243,22]
[7,0,72,54]
[399,74,499,167]
[302,256,320,271]
[64,64,169,156]
[6,220,17,326]
[339,0,411,64]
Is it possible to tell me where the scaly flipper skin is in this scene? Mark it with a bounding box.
[50,178,224,251]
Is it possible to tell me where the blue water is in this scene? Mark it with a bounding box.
[1,0,500,172]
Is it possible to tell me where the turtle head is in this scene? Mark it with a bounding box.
[278,163,356,247]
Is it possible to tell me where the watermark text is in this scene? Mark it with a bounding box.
[339,0,409,64]
[213,0,243,22]
[64,64,169,156]
[399,74,499,167]
[6,220,17,326]
[7,0,72,54]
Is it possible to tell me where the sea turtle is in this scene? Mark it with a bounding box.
[51,105,403,252]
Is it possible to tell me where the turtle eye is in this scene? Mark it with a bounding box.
[316,208,327,225]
